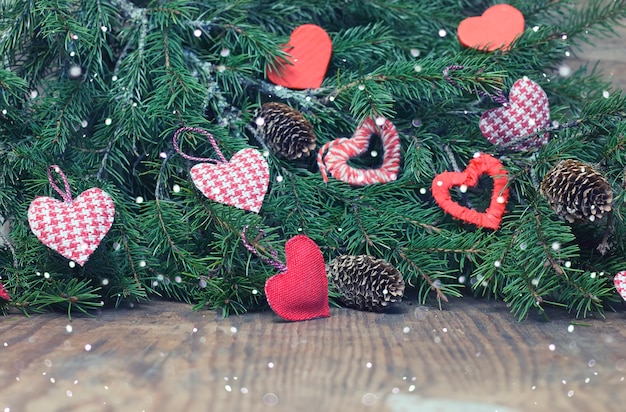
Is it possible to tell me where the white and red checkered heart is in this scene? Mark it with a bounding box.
[190,148,269,213]
[614,271,626,301]
[480,77,550,151]
[28,188,115,266]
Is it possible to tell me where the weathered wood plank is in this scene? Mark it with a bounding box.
[2,300,626,412]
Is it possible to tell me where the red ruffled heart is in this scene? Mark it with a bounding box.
[480,77,550,151]
[265,235,330,321]
[431,153,509,230]
[28,188,115,265]
[190,148,269,213]
[457,4,525,52]
[267,24,332,90]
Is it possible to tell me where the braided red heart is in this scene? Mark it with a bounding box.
[431,153,509,230]
[0,281,10,301]
[317,117,401,186]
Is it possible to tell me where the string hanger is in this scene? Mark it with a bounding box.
[443,65,508,105]
[241,226,287,272]
[172,126,228,163]
[48,165,73,203]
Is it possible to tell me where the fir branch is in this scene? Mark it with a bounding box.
[399,249,449,305]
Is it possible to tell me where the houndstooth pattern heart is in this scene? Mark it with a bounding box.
[614,271,626,301]
[190,148,269,213]
[479,77,550,151]
[28,188,115,266]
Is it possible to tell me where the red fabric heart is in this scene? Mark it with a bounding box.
[480,77,550,151]
[431,153,509,230]
[190,148,269,213]
[317,117,401,186]
[267,24,332,89]
[28,188,115,266]
[264,235,330,321]
[457,4,525,52]
[614,271,626,301]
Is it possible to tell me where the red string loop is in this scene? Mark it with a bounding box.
[172,127,227,164]
[47,165,73,203]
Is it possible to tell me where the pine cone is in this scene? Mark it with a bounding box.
[540,159,613,223]
[327,255,405,312]
[254,102,316,160]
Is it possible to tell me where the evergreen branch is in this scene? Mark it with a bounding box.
[399,249,449,304]
[535,211,565,276]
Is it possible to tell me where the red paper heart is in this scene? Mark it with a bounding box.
[265,235,330,321]
[317,117,401,186]
[614,271,626,301]
[457,4,525,52]
[267,24,332,89]
[190,148,269,213]
[431,153,509,230]
[28,188,115,265]
[480,77,550,151]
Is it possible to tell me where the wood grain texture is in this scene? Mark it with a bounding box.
[2,300,626,412]
[572,0,626,91]
[1,2,626,412]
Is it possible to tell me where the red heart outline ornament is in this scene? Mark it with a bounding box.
[190,148,269,213]
[480,77,550,151]
[431,153,509,230]
[264,235,330,321]
[267,24,332,89]
[317,117,401,186]
[0,281,10,301]
[28,188,115,266]
[614,271,626,301]
[457,4,525,52]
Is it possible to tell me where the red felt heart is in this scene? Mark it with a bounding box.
[614,271,626,301]
[457,4,525,52]
[28,188,115,266]
[480,77,550,151]
[431,153,509,230]
[264,235,330,321]
[317,117,401,186]
[190,148,269,213]
[267,24,332,90]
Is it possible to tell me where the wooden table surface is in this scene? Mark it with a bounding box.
[2,3,625,412]
[1,299,626,412]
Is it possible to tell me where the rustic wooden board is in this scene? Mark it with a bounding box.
[1,299,626,412]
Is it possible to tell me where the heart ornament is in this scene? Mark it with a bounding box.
[267,24,332,89]
[431,153,509,230]
[480,77,550,151]
[614,271,626,301]
[28,166,115,266]
[174,127,269,213]
[317,117,401,186]
[457,4,525,52]
[264,235,330,322]
[190,148,269,213]
[0,281,10,301]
